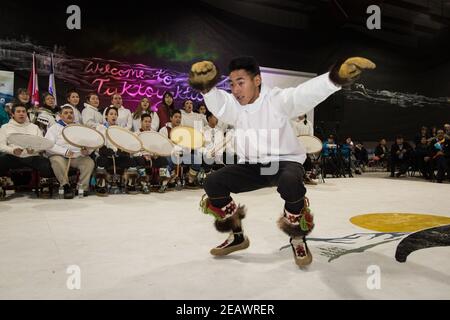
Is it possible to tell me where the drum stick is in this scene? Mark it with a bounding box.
[176,153,180,177]
[65,157,72,181]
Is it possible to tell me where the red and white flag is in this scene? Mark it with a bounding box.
[48,54,57,105]
[27,52,40,106]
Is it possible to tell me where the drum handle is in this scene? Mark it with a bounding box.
[206,134,230,158]
[176,153,180,177]
[112,155,117,175]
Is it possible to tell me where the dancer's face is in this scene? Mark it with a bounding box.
[141,116,152,131]
[88,95,100,108]
[13,106,28,123]
[45,95,55,108]
[112,94,122,108]
[171,113,181,127]
[208,115,217,127]
[420,137,427,145]
[18,91,30,104]
[60,108,74,124]
[107,110,118,125]
[184,100,193,113]
[141,98,150,110]
[445,124,450,132]
[68,92,80,106]
[229,69,261,105]
[164,94,173,106]
[198,105,207,114]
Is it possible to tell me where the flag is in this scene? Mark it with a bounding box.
[27,52,40,106]
[48,54,57,105]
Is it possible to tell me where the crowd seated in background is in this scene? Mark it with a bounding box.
[2,87,450,200]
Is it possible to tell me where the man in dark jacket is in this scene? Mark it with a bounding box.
[414,136,432,180]
[429,129,450,183]
[374,138,389,169]
[390,135,413,177]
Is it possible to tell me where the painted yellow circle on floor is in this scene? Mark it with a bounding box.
[350,213,450,232]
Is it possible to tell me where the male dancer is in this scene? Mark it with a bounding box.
[189,56,375,266]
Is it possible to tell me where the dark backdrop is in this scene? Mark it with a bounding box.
[1,0,449,142]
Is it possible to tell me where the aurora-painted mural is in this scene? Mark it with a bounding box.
[0,39,228,111]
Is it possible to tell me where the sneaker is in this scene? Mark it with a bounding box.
[210,232,250,256]
[290,236,312,267]
[63,184,74,199]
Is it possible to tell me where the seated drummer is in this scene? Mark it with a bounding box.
[95,107,138,196]
[133,113,168,194]
[45,106,95,199]
[201,112,226,172]
[159,110,202,190]
[0,104,54,200]
[138,114,168,168]
[158,110,181,191]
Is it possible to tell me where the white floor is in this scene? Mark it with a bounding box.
[1,173,449,300]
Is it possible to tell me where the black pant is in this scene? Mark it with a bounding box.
[416,155,432,179]
[204,161,306,213]
[391,157,409,175]
[433,156,449,181]
[96,155,136,173]
[303,156,312,172]
[133,156,169,169]
[0,154,53,178]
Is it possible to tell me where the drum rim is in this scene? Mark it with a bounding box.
[138,130,175,156]
[170,126,204,150]
[297,135,323,154]
[106,125,143,154]
[7,133,55,150]
[62,124,105,149]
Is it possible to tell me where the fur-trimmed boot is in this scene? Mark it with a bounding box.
[39,177,53,199]
[158,168,177,193]
[185,168,200,189]
[137,168,150,194]
[125,167,139,195]
[200,195,250,256]
[95,168,108,197]
[277,198,314,267]
[0,176,13,201]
